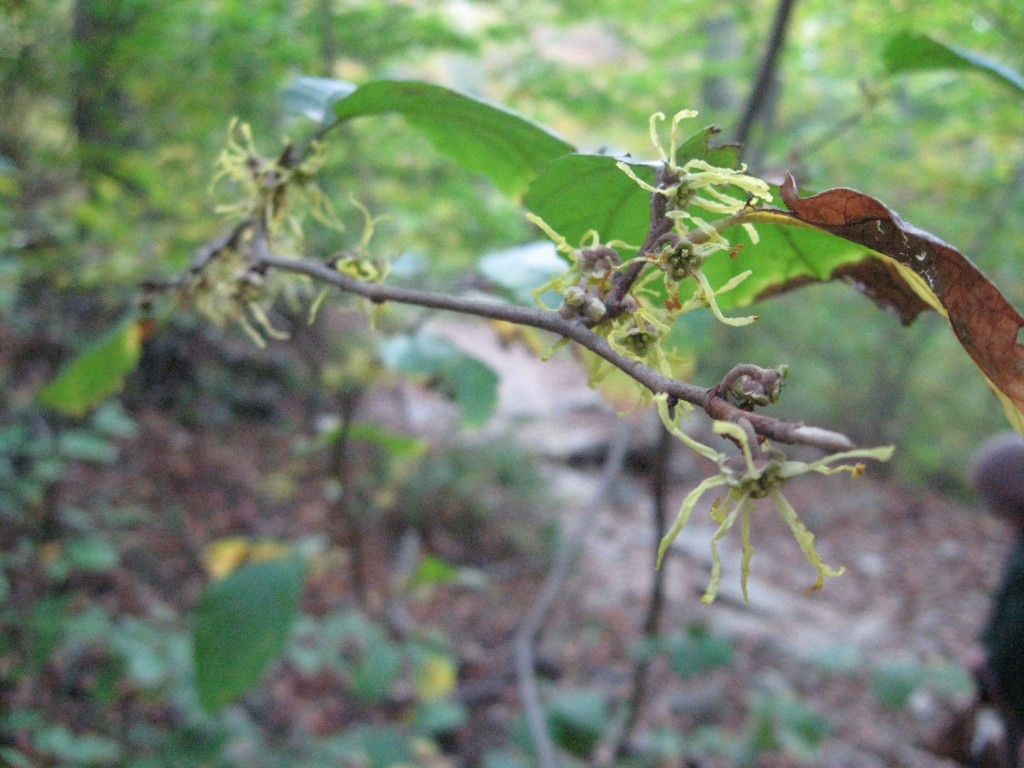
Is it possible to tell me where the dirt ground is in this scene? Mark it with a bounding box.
[6,317,1013,767]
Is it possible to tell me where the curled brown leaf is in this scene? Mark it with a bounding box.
[777,174,1024,413]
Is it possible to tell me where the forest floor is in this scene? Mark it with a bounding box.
[432,319,1010,768]
[10,316,1013,768]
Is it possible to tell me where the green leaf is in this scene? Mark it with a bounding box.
[525,154,652,248]
[883,31,1024,96]
[29,596,73,668]
[412,699,468,736]
[349,641,403,704]
[320,78,574,195]
[810,642,862,674]
[302,420,426,459]
[675,125,741,170]
[666,624,735,679]
[702,215,873,311]
[767,694,830,758]
[871,660,925,708]
[33,725,121,766]
[482,752,531,768]
[64,537,120,573]
[378,333,499,427]
[348,421,426,459]
[524,125,736,248]
[405,554,461,590]
[0,747,32,768]
[325,725,417,768]
[192,555,306,711]
[870,659,974,708]
[921,661,974,698]
[56,431,119,465]
[546,688,609,758]
[37,319,143,418]
[89,402,139,440]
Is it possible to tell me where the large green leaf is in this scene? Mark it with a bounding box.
[883,31,1024,96]
[378,332,498,427]
[702,215,873,310]
[523,125,738,248]
[192,555,306,711]
[524,160,870,314]
[285,77,574,195]
[37,319,143,417]
[525,154,653,248]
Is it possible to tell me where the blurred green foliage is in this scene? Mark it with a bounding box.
[3,0,1023,765]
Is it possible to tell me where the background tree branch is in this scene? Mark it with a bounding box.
[734,0,799,150]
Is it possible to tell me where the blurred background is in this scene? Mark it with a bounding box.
[2,1,1023,766]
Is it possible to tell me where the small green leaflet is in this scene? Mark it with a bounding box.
[192,554,306,711]
[37,319,144,417]
[404,554,461,591]
[311,420,426,459]
[378,332,498,428]
[883,31,1024,96]
[283,77,574,196]
[545,688,610,758]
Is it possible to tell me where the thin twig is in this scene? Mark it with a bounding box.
[515,419,634,768]
[256,252,857,453]
[606,165,680,314]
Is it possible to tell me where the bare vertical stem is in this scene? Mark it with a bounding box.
[515,421,633,768]
[614,420,673,757]
[329,388,369,608]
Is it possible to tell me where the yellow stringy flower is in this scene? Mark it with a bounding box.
[653,395,893,603]
[616,110,771,328]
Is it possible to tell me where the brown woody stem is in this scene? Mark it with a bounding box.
[255,252,856,453]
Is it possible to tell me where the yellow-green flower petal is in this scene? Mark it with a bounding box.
[770,487,845,593]
[739,497,755,602]
[656,473,729,569]
[655,394,722,462]
[701,493,743,604]
[712,420,758,477]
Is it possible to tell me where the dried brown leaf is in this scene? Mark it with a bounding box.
[777,174,1024,416]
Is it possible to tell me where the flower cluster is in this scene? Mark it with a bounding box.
[654,395,893,603]
[524,109,893,601]
[189,121,391,343]
[213,118,341,232]
[619,110,773,327]
[526,110,779,388]
[186,242,293,347]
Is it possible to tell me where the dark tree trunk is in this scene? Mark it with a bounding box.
[72,0,143,166]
